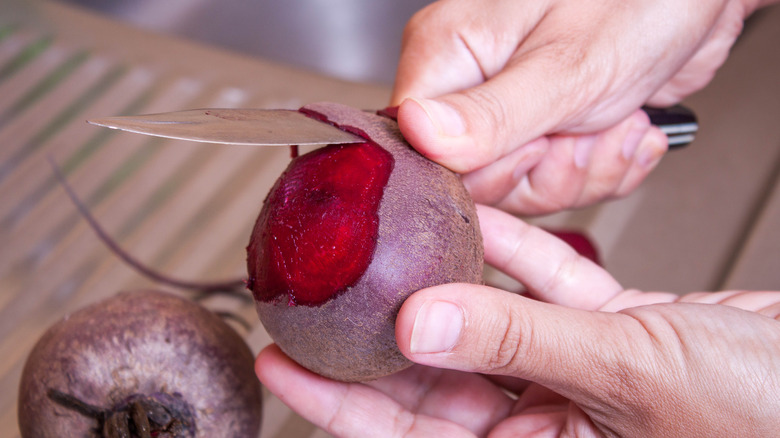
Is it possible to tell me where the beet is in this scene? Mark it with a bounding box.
[246,102,484,382]
[18,290,262,437]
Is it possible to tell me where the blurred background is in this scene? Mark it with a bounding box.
[55,0,434,85]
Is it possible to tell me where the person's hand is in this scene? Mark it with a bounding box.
[391,0,766,215]
[255,205,780,437]
[459,109,666,215]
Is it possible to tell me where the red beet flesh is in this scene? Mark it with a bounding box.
[248,141,393,306]
[247,102,483,382]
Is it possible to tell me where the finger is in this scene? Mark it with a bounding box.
[506,134,587,214]
[481,111,667,216]
[255,344,475,438]
[611,125,668,198]
[393,8,647,174]
[391,0,547,105]
[393,31,573,173]
[571,110,668,206]
[477,204,623,309]
[395,284,638,395]
[760,302,780,320]
[601,289,780,316]
[463,133,587,216]
[719,291,780,319]
[366,366,514,435]
[678,290,780,319]
[489,406,567,438]
[390,1,486,104]
[483,375,534,396]
[398,289,780,436]
[646,1,742,107]
[574,110,653,204]
[598,289,679,312]
[395,285,682,410]
[489,385,571,438]
[395,69,568,174]
[460,138,549,206]
[492,402,598,438]
[513,384,569,415]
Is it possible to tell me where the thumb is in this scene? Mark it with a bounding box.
[391,4,579,174]
[393,23,647,174]
[395,73,564,174]
[395,284,645,400]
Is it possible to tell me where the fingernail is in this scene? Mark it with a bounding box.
[621,125,647,160]
[574,134,598,169]
[512,139,548,182]
[413,97,466,138]
[410,301,463,354]
[637,138,666,169]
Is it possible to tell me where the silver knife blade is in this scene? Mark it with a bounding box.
[87,108,365,146]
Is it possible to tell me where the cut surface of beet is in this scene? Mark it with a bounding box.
[248,141,394,306]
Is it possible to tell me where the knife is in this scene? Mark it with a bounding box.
[88,105,698,149]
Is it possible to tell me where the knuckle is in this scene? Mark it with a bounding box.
[541,252,583,294]
[541,43,600,113]
[575,175,624,207]
[401,4,442,47]
[465,86,511,133]
[402,1,455,44]
[390,408,417,438]
[401,10,427,43]
[483,306,528,373]
[458,86,513,159]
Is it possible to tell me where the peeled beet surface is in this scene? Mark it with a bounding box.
[18,290,262,438]
[250,140,393,306]
[247,102,483,382]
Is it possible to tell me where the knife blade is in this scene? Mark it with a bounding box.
[88,105,698,148]
[88,108,365,146]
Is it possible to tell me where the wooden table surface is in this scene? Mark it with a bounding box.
[1,2,778,437]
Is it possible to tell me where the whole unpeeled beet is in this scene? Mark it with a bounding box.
[18,290,262,437]
[246,102,484,382]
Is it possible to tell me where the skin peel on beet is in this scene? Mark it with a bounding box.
[247,102,484,382]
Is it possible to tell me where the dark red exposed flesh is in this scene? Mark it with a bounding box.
[248,139,394,306]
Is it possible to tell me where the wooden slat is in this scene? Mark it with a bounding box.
[0,36,65,119]
[0,28,43,76]
[0,77,205,336]
[0,66,155,231]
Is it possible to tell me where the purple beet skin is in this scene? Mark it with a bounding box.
[247,102,484,382]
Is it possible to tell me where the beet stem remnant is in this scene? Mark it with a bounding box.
[47,389,193,438]
[48,156,246,294]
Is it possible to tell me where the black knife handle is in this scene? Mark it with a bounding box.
[642,104,698,149]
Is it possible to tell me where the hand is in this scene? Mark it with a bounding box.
[460,109,666,215]
[255,205,780,437]
[391,0,765,215]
